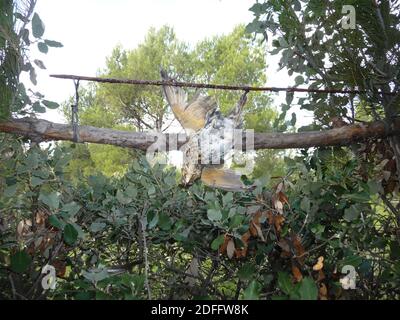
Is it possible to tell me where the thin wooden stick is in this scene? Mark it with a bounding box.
[50,74,397,96]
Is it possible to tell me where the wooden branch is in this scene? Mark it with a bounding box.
[1,117,399,150]
[50,74,397,96]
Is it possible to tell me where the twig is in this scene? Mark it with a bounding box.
[26,241,63,299]
[9,274,16,299]
[293,235,337,259]
[380,194,400,227]
[139,206,152,300]
[234,279,242,300]
[49,74,397,96]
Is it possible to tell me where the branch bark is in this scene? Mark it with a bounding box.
[1,117,400,150]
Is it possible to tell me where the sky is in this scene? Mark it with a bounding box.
[25,0,312,126]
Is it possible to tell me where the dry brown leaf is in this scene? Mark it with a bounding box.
[27,243,35,256]
[34,236,43,249]
[35,210,47,226]
[274,199,284,214]
[313,256,324,271]
[234,232,250,258]
[292,265,303,282]
[235,247,248,258]
[219,234,230,254]
[251,221,265,242]
[319,283,328,300]
[249,222,258,237]
[241,231,251,244]
[53,259,67,277]
[317,269,326,282]
[276,181,284,193]
[253,211,262,222]
[227,239,235,259]
[266,211,285,234]
[278,191,289,206]
[274,215,285,233]
[292,233,305,257]
[267,211,274,225]
[17,220,24,236]
[278,238,291,259]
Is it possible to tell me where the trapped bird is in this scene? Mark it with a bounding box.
[161,70,251,191]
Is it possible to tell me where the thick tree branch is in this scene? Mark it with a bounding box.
[1,117,400,150]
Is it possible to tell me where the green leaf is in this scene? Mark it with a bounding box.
[64,223,78,245]
[44,39,63,47]
[32,13,45,38]
[75,292,93,300]
[278,272,293,295]
[158,213,172,231]
[298,124,317,132]
[48,214,64,229]
[15,12,26,22]
[278,36,288,47]
[207,208,222,221]
[39,191,59,210]
[342,192,370,202]
[10,250,32,273]
[290,112,297,126]
[31,176,44,187]
[344,205,359,222]
[125,185,137,198]
[38,42,48,54]
[32,101,46,113]
[310,224,325,234]
[25,152,39,168]
[295,75,304,85]
[300,197,310,212]
[148,212,159,229]
[29,67,37,85]
[116,189,131,204]
[21,29,30,45]
[298,277,318,300]
[71,222,85,240]
[238,263,256,281]
[222,192,233,206]
[367,180,380,194]
[90,222,106,233]
[249,3,264,14]
[147,185,156,196]
[293,0,301,11]
[4,184,17,197]
[61,202,81,217]
[33,59,46,69]
[390,241,400,260]
[245,21,264,34]
[229,214,244,228]
[271,295,288,300]
[286,91,294,105]
[340,255,363,267]
[243,280,261,300]
[211,235,225,250]
[42,99,59,109]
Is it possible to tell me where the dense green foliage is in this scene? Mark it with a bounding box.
[1,0,400,300]
[0,0,61,119]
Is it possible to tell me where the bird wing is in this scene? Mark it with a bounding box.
[200,166,249,192]
[161,70,216,134]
